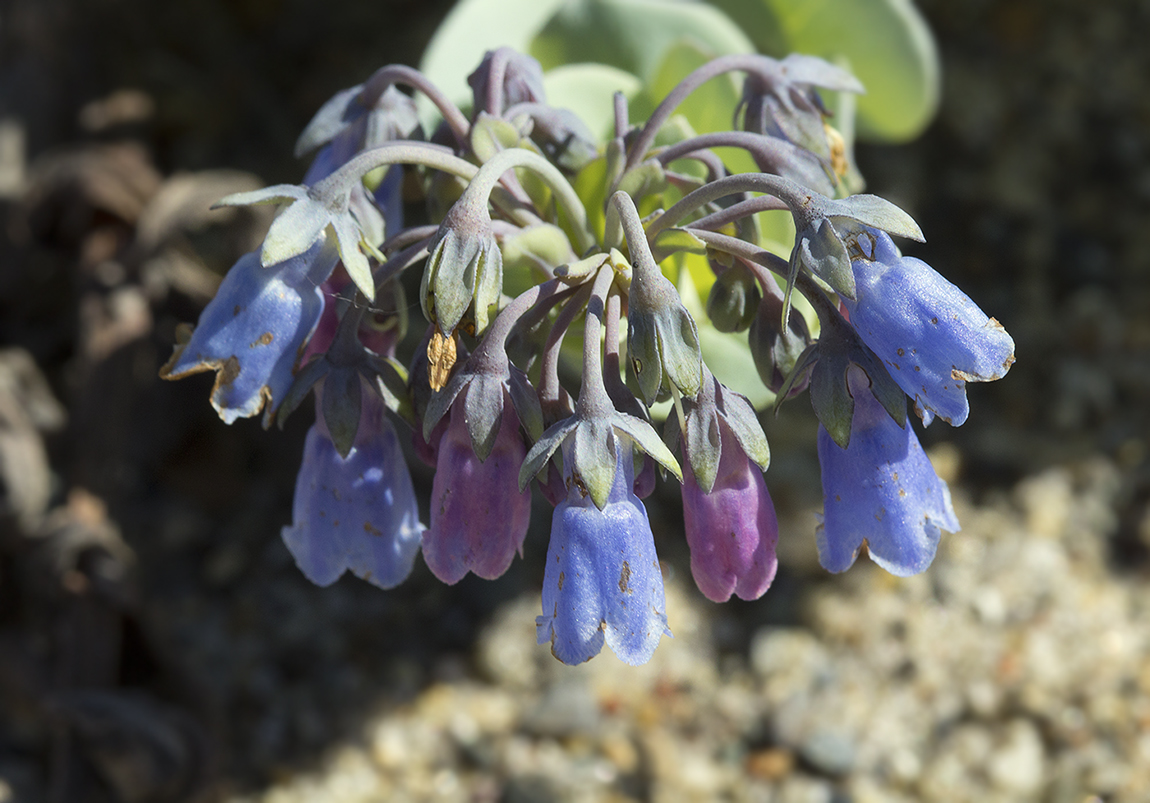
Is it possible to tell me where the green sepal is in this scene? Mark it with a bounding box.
[276,356,331,429]
[421,213,503,335]
[508,366,544,442]
[809,312,907,447]
[684,394,722,493]
[572,417,618,510]
[464,374,509,462]
[423,369,469,442]
[809,345,854,449]
[628,257,704,405]
[612,412,682,483]
[330,214,376,302]
[321,368,363,459]
[518,416,579,491]
[828,194,924,242]
[262,197,331,268]
[796,217,855,301]
[715,383,770,471]
[295,86,361,158]
[772,341,819,415]
[212,185,305,210]
[367,356,413,426]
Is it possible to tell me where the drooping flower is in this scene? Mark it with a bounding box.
[422,397,531,585]
[281,389,422,589]
[816,365,959,576]
[159,241,336,425]
[537,436,671,666]
[682,423,778,602]
[842,228,1016,426]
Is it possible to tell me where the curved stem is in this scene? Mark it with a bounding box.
[470,278,564,372]
[539,282,592,404]
[614,92,629,140]
[611,191,661,295]
[374,237,433,288]
[660,147,727,183]
[646,172,809,238]
[689,195,790,232]
[483,49,509,116]
[687,228,838,324]
[602,290,628,403]
[314,142,478,204]
[575,265,618,419]
[462,148,596,253]
[685,228,788,279]
[625,54,779,171]
[358,64,471,149]
[380,224,438,255]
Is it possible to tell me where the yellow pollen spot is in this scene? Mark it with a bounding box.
[427,327,458,391]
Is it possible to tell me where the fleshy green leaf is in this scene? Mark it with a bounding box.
[541,63,644,140]
[530,0,754,81]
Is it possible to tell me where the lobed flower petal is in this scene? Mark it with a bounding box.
[422,397,531,584]
[843,229,1015,426]
[160,243,335,425]
[282,393,422,589]
[537,440,670,665]
[816,366,959,577]
[682,424,778,602]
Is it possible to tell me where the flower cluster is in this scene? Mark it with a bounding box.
[163,48,1014,664]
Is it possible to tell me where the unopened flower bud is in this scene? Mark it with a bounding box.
[706,261,761,333]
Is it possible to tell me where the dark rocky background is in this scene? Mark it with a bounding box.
[1,1,1148,801]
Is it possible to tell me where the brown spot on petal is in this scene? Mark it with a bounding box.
[618,561,631,594]
[233,305,242,317]
[931,317,939,325]
[216,355,241,389]
[896,348,905,356]
[557,571,564,591]
[251,331,273,347]
[364,521,382,536]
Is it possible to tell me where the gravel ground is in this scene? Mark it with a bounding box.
[1,1,1149,801]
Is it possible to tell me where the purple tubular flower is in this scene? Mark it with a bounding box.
[422,397,531,584]
[160,242,334,425]
[816,366,960,577]
[282,391,422,589]
[681,425,778,602]
[537,438,671,666]
[842,228,1015,426]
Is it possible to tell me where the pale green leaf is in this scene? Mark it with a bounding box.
[541,63,643,140]
[530,0,753,81]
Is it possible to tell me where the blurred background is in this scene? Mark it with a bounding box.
[1,0,1149,801]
